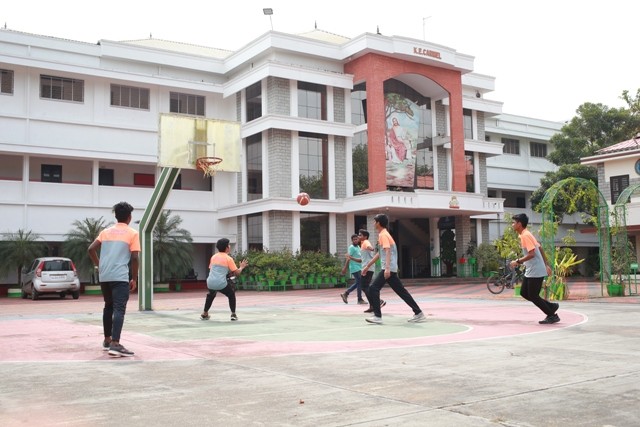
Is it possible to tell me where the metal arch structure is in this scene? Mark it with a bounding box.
[539,177,610,296]
[612,183,640,294]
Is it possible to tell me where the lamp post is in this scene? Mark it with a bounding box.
[263,8,273,30]
[422,16,431,40]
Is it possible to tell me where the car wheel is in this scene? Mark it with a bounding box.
[72,291,80,300]
[59,292,66,299]
[31,287,39,301]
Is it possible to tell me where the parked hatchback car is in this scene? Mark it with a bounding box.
[21,257,81,300]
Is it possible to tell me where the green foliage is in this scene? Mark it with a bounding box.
[232,249,341,281]
[0,229,47,286]
[153,210,193,282]
[352,143,369,194]
[474,242,500,273]
[547,101,640,166]
[494,214,521,262]
[63,217,109,284]
[299,174,324,199]
[531,168,599,221]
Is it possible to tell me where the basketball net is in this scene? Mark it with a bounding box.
[196,156,223,178]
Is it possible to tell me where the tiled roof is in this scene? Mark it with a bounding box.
[596,135,640,154]
[295,29,350,45]
[120,38,232,59]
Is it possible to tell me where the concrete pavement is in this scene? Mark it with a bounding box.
[1,282,639,426]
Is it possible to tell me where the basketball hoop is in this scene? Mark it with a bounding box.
[196,156,223,178]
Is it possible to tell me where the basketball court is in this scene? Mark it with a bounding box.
[2,284,639,426]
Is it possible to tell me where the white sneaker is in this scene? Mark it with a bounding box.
[408,312,426,323]
[365,316,383,324]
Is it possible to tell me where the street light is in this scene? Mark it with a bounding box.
[263,8,273,30]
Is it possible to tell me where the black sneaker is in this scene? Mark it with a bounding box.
[357,299,367,305]
[380,300,387,308]
[363,307,373,313]
[539,314,560,324]
[230,313,238,321]
[108,343,135,357]
[102,340,110,351]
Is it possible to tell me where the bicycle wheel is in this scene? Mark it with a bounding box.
[486,272,506,294]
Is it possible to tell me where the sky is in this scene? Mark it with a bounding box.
[3,0,638,122]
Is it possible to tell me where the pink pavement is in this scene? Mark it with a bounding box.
[0,283,590,362]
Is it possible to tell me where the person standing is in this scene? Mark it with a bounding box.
[358,229,386,313]
[509,213,559,324]
[201,238,248,321]
[362,214,425,324]
[340,234,366,304]
[88,201,140,357]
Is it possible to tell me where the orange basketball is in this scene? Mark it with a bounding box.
[296,192,310,206]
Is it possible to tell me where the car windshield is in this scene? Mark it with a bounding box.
[43,260,72,272]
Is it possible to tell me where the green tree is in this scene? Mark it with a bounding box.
[530,165,599,221]
[547,102,640,165]
[440,229,456,276]
[63,217,109,284]
[0,229,47,287]
[352,143,369,194]
[153,210,193,282]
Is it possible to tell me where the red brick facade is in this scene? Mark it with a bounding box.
[345,53,465,192]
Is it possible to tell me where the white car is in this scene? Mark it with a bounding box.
[21,257,81,300]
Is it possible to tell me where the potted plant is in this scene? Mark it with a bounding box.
[474,243,500,277]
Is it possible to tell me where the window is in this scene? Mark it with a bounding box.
[99,168,114,186]
[40,75,84,102]
[502,138,520,155]
[246,81,262,122]
[110,84,150,110]
[133,173,155,187]
[463,109,473,140]
[41,164,62,183]
[170,92,205,116]
[1,69,14,95]
[465,151,474,192]
[172,174,182,190]
[247,213,263,251]
[530,142,547,158]
[351,83,367,125]
[298,82,326,120]
[610,175,629,204]
[299,132,328,199]
[246,134,262,200]
[300,212,329,252]
[503,191,526,208]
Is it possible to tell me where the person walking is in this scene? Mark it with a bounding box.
[509,213,559,324]
[88,201,140,357]
[358,229,386,313]
[340,234,366,304]
[362,214,425,324]
[201,238,248,321]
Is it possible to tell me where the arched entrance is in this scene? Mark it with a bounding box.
[540,178,610,295]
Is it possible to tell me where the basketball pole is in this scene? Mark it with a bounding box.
[138,166,181,311]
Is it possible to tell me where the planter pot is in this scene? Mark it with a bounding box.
[84,285,102,295]
[607,283,624,297]
[153,283,170,293]
[8,288,22,298]
[514,286,521,297]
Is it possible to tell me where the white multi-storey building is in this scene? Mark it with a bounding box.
[0,27,594,284]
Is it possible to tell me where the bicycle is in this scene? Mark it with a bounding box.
[486,263,525,294]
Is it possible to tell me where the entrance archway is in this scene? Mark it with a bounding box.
[540,178,609,295]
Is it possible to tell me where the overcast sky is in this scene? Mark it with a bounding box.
[4,0,638,122]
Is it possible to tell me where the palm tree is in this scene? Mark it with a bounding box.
[63,217,110,284]
[153,210,193,282]
[0,229,47,287]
